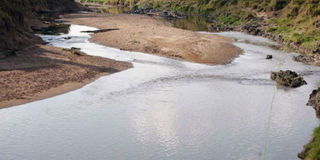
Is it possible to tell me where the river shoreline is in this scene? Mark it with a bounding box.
[1,8,243,109]
[0,44,132,109]
[2,24,319,160]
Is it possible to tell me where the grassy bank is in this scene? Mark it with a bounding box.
[81,0,320,55]
[299,126,320,160]
[0,0,80,50]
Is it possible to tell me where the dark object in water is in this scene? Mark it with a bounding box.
[266,55,273,59]
[307,87,320,118]
[270,70,307,88]
[64,37,71,40]
[81,28,119,33]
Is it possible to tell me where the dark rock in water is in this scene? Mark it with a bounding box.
[270,70,307,88]
[81,28,119,33]
[64,36,71,40]
[307,87,320,117]
[266,55,273,59]
[294,55,316,64]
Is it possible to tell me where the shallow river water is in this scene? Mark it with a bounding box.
[1,24,320,160]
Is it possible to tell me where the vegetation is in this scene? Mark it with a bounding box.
[82,0,320,54]
[0,0,78,49]
[300,126,320,160]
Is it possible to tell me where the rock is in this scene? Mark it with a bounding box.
[266,55,273,59]
[307,87,320,117]
[294,55,316,64]
[64,36,71,40]
[270,70,307,88]
[241,20,262,35]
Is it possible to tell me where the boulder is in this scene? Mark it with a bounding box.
[270,70,307,88]
[266,55,273,59]
[307,87,320,117]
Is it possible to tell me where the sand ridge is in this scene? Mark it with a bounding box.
[62,13,242,64]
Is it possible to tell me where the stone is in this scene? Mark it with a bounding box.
[266,55,273,59]
[270,70,307,88]
[307,87,320,117]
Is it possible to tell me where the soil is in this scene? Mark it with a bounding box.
[0,44,131,109]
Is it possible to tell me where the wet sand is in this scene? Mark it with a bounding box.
[62,13,242,64]
[0,44,131,109]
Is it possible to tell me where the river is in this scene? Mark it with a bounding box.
[0,24,320,160]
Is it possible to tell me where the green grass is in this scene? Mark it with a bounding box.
[303,126,320,160]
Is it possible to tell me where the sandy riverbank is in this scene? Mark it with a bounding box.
[0,44,131,109]
[62,13,242,64]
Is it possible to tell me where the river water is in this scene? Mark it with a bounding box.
[1,24,320,160]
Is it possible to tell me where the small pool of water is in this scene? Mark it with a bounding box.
[1,24,320,160]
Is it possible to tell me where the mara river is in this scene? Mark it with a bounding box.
[1,24,320,160]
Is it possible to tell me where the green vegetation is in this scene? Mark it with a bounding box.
[82,0,320,54]
[129,39,140,44]
[0,0,76,33]
[300,126,320,160]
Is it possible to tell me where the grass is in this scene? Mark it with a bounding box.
[129,39,140,44]
[303,126,320,160]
